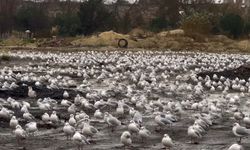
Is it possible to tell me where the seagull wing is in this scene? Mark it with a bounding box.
[160,118,172,125]
[90,126,98,133]
[236,126,250,136]
[80,134,90,144]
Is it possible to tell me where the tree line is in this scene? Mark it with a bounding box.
[1,0,250,39]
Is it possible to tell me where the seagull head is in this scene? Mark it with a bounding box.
[233,123,239,127]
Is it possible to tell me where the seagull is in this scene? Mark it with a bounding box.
[243,114,250,127]
[155,113,174,130]
[61,99,72,107]
[234,111,244,123]
[20,105,29,113]
[138,126,151,142]
[162,134,174,149]
[116,103,124,118]
[23,110,35,121]
[228,143,244,150]
[68,104,77,114]
[188,125,202,144]
[232,123,250,143]
[37,99,52,111]
[133,110,142,126]
[104,112,121,132]
[63,91,69,99]
[94,109,103,120]
[129,107,136,118]
[81,119,98,138]
[42,113,51,124]
[94,99,106,109]
[10,116,19,129]
[50,111,59,124]
[128,120,140,135]
[25,122,38,136]
[28,86,36,98]
[120,131,132,148]
[14,125,27,143]
[69,114,76,126]
[63,122,75,140]
[0,105,13,119]
[72,131,90,150]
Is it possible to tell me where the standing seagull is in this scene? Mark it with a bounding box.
[63,122,75,140]
[28,86,36,98]
[155,113,173,130]
[232,123,250,143]
[138,126,151,142]
[72,131,90,150]
[228,143,244,150]
[14,125,27,144]
[25,122,38,136]
[128,120,140,135]
[162,134,174,149]
[10,116,19,129]
[120,131,132,148]
[104,112,121,132]
[81,119,98,138]
[188,125,202,144]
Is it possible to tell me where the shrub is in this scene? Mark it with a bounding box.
[55,13,81,36]
[78,0,116,35]
[149,17,169,32]
[219,13,244,38]
[243,20,250,36]
[180,11,213,36]
[15,5,50,36]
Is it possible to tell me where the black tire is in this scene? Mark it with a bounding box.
[118,39,128,48]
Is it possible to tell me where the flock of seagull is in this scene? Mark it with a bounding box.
[0,50,250,149]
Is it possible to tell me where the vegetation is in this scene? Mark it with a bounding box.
[55,13,81,36]
[15,5,50,37]
[1,0,250,41]
[78,0,116,35]
[181,11,213,35]
[149,17,169,32]
[220,13,244,38]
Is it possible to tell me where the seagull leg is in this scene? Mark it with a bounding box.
[16,138,20,145]
[190,137,193,144]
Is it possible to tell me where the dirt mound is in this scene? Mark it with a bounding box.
[71,30,133,47]
[197,64,250,80]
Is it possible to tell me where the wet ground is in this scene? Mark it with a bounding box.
[0,50,249,150]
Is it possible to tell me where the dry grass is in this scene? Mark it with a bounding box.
[2,29,250,53]
[237,40,250,52]
[0,36,37,48]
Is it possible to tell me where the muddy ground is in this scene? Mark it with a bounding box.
[0,50,249,150]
